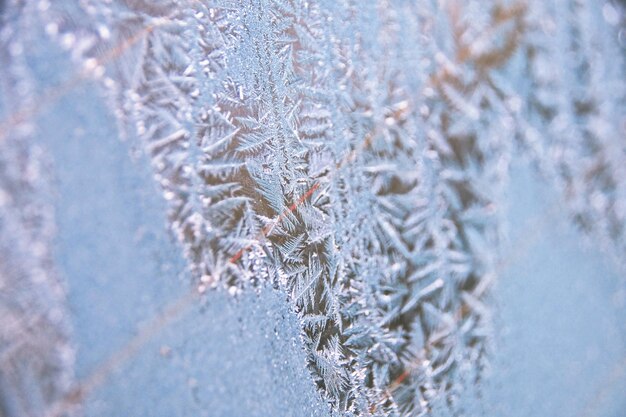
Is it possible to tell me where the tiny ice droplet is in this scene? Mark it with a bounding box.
[45,23,58,36]
[60,33,76,49]
[97,24,111,40]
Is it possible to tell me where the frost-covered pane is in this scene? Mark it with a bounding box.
[1,0,624,416]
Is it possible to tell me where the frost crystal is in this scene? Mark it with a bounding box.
[23,0,626,415]
[0,3,76,416]
[518,0,626,271]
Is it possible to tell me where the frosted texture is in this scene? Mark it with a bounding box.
[1,0,624,416]
[0,4,76,416]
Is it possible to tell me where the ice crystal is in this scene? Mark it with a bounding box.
[37,1,514,413]
[5,0,621,415]
[0,3,76,415]
[517,0,626,271]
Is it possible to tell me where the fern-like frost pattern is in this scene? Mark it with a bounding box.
[36,0,626,415]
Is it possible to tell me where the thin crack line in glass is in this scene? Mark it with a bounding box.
[43,291,198,417]
[228,182,321,263]
[227,131,375,264]
[0,19,162,141]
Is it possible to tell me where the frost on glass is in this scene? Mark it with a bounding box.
[0,3,76,416]
[518,0,626,271]
[6,0,624,416]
